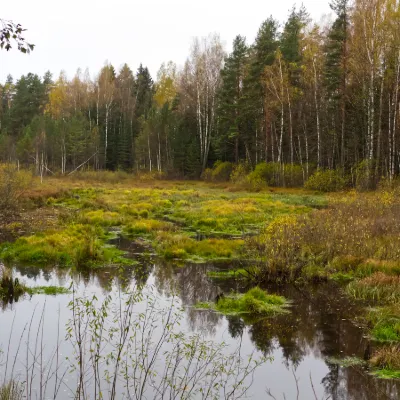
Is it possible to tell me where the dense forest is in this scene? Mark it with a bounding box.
[1,0,400,185]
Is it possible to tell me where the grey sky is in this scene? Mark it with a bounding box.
[1,0,332,83]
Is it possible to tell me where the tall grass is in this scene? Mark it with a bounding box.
[0,381,23,400]
[252,191,400,282]
[347,273,400,303]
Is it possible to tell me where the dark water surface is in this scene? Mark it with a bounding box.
[0,237,399,399]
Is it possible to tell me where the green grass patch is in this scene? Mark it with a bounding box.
[207,269,250,279]
[28,286,70,295]
[195,287,289,317]
[155,232,244,262]
[371,368,400,379]
[0,224,129,268]
[366,305,400,342]
[327,356,366,367]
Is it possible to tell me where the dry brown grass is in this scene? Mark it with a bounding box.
[371,345,400,370]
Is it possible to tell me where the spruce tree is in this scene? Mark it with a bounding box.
[218,35,248,163]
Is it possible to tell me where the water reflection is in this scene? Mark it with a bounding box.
[1,257,399,399]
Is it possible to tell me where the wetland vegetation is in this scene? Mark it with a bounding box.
[0,170,400,393]
[3,0,400,395]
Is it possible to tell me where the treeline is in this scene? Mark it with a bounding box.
[1,0,400,186]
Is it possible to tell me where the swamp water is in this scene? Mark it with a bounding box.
[0,236,399,399]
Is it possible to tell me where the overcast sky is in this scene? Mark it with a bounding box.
[0,0,332,83]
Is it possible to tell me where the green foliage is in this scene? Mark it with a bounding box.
[245,163,305,189]
[0,19,34,53]
[202,161,234,182]
[230,162,251,184]
[372,368,400,380]
[305,169,348,192]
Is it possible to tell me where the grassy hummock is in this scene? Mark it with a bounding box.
[27,286,70,295]
[207,269,250,279]
[195,287,289,317]
[0,224,130,268]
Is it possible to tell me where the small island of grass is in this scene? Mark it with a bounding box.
[195,287,289,317]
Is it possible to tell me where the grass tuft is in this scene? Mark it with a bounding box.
[195,287,289,317]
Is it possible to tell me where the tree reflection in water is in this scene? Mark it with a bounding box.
[2,256,399,399]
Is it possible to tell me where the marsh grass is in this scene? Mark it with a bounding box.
[0,178,324,265]
[195,287,288,317]
[155,232,244,261]
[252,191,400,282]
[347,273,400,303]
[207,269,250,279]
[371,368,400,379]
[366,304,400,342]
[27,286,70,295]
[0,224,129,268]
[371,345,400,372]
[0,381,23,400]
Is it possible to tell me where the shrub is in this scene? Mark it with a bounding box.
[284,164,305,187]
[251,191,400,282]
[0,164,32,213]
[305,169,348,192]
[230,162,251,184]
[201,168,213,182]
[211,161,233,182]
[245,162,305,188]
[247,163,278,187]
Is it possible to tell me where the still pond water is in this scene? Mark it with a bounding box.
[0,237,399,399]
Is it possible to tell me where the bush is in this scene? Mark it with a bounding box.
[211,161,233,182]
[284,164,305,187]
[230,162,251,184]
[305,169,348,192]
[245,163,305,188]
[0,164,32,213]
[201,168,213,182]
[247,163,279,186]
